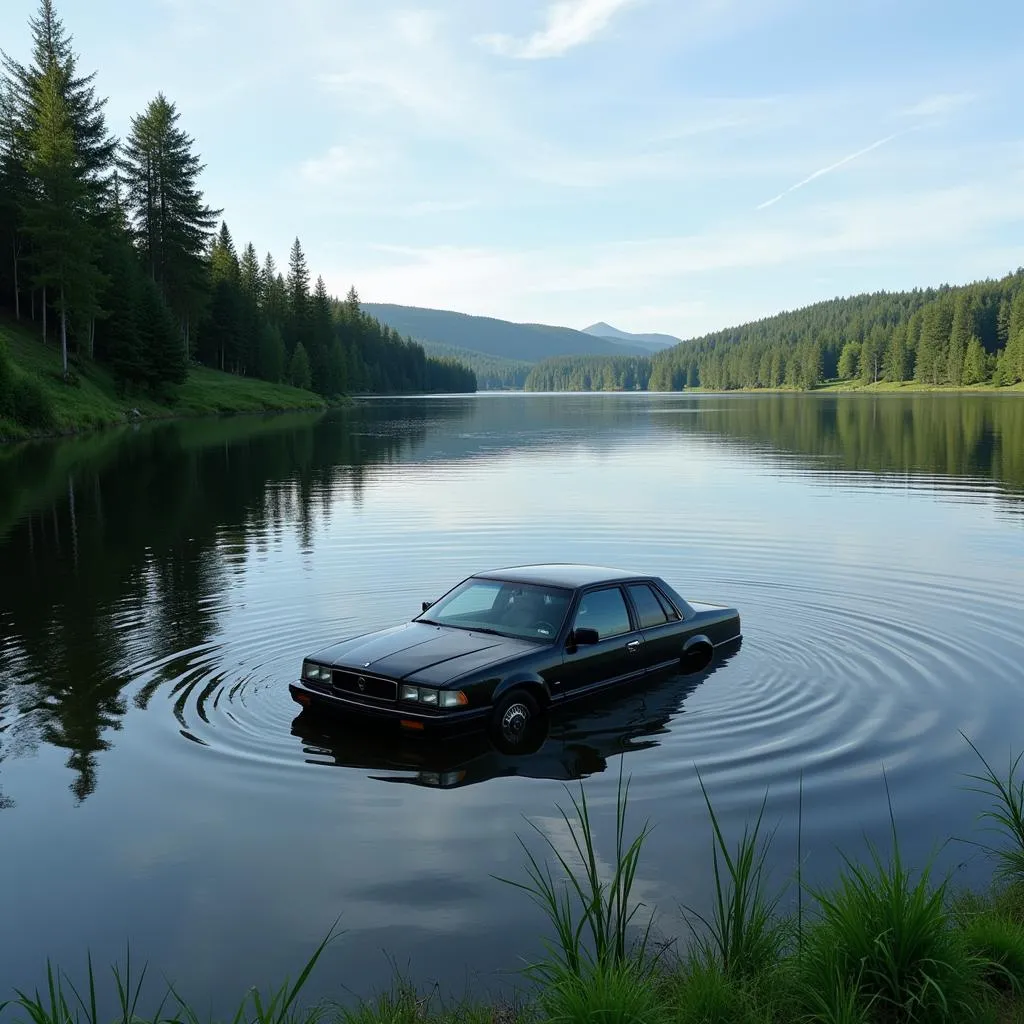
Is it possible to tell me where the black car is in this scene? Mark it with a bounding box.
[289,563,741,740]
[290,640,741,789]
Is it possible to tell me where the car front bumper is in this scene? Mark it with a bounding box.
[288,681,489,733]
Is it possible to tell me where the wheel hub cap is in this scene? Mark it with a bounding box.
[502,703,528,734]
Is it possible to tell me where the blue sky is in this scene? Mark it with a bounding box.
[7,0,1024,337]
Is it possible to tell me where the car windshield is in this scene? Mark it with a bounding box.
[418,578,572,642]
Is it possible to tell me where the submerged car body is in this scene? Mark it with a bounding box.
[291,639,742,789]
[289,563,741,739]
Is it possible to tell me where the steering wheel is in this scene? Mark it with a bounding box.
[534,620,557,637]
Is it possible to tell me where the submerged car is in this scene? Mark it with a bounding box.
[289,563,741,739]
[291,639,742,789]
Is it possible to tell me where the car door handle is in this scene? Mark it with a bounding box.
[626,640,641,654]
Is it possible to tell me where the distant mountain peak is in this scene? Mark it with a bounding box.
[362,303,659,363]
[581,322,681,351]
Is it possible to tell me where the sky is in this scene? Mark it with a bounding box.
[6,0,1024,339]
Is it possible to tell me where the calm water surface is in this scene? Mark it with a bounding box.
[1,393,1023,1011]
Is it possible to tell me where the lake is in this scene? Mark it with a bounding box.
[1,392,1023,1014]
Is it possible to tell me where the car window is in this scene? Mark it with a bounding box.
[653,586,681,621]
[434,580,502,618]
[421,578,571,641]
[573,587,631,639]
[627,584,669,629]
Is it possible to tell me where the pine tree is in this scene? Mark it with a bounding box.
[119,92,219,348]
[1011,289,1024,346]
[238,241,261,374]
[860,325,886,384]
[198,220,242,370]
[23,62,102,376]
[883,323,909,382]
[310,274,333,393]
[260,253,286,326]
[287,340,311,390]
[285,236,310,357]
[239,242,261,302]
[996,300,1011,349]
[1,0,116,201]
[838,341,860,380]
[257,321,285,382]
[287,237,309,303]
[138,273,184,392]
[796,339,822,389]
[327,339,347,395]
[915,298,953,385]
[946,293,972,385]
[962,336,987,385]
[0,77,31,319]
[210,221,238,281]
[94,228,145,388]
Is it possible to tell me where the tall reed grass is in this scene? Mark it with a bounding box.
[494,764,655,979]
[962,732,1024,884]
[7,737,1024,1024]
[681,770,789,980]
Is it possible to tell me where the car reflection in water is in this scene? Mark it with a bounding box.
[289,639,741,789]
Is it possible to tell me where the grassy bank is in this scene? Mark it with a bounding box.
[0,317,328,443]
[5,738,1024,1024]
[670,380,1024,395]
[817,379,1024,394]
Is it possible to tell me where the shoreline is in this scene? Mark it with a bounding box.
[510,381,1024,395]
[0,399,335,446]
[5,750,1024,1024]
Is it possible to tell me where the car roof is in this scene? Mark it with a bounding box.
[473,563,649,589]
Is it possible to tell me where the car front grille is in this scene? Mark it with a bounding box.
[331,669,397,702]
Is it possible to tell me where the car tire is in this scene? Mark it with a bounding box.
[491,689,540,746]
[681,641,713,674]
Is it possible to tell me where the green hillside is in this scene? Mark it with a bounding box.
[414,339,532,389]
[363,303,655,362]
[524,269,1024,392]
[0,316,326,441]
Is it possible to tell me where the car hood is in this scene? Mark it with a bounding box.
[310,622,538,683]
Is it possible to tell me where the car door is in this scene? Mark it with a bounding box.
[555,585,645,699]
[625,582,685,672]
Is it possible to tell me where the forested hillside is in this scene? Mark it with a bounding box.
[0,0,474,433]
[414,339,533,389]
[363,303,655,362]
[524,355,652,391]
[525,271,1024,392]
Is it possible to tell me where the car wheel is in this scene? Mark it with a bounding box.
[492,689,540,745]
[681,640,713,674]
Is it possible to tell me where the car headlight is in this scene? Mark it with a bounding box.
[400,685,469,708]
[417,771,467,787]
[303,661,329,682]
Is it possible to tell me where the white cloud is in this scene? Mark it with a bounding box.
[403,198,482,215]
[480,0,640,59]
[299,144,379,185]
[338,173,1024,335]
[897,92,979,118]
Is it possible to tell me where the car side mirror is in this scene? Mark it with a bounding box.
[421,600,434,612]
[570,627,599,647]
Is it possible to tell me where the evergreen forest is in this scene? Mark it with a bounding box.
[0,0,475,432]
[526,272,1024,392]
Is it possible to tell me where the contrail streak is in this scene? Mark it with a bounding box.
[757,131,905,210]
